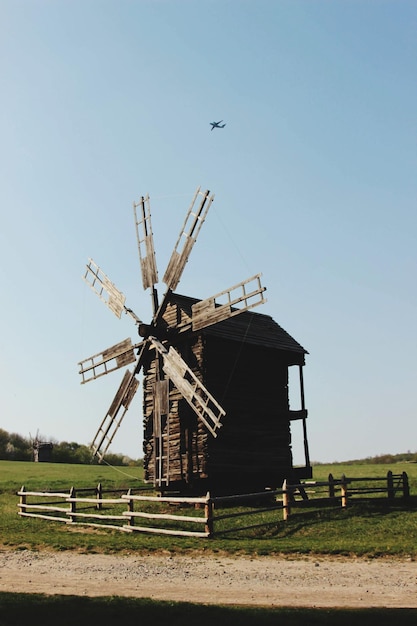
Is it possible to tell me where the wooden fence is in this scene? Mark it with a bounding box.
[17,484,210,537]
[281,470,410,521]
[17,471,410,538]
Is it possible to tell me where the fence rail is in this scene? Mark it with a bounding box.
[17,471,410,538]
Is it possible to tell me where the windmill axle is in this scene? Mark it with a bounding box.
[138,322,173,341]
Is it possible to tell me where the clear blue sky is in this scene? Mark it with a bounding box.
[1,0,416,463]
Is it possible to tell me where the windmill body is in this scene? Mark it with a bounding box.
[79,188,312,495]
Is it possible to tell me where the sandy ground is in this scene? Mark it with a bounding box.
[0,550,416,608]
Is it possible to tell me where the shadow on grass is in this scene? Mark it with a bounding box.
[0,593,416,626]
[252,496,417,539]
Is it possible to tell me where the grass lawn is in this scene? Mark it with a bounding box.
[1,461,417,622]
[1,460,416,556]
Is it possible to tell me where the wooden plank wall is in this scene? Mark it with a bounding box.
[143,298,296,493]
[203,336,293,493]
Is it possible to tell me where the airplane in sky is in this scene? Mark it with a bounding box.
[210,120,226,130]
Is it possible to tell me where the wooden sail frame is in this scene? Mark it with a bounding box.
[150,337,225,438]
[162,188,214,290]
[90,369,140,462]
[78,338,138,384]
[133,194,158,291]
[191,274,266,332]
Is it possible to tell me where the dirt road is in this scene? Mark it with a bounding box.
[1,550,416,607]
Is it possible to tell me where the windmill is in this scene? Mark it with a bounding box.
[31,430,53,463]
[79,186,307,494]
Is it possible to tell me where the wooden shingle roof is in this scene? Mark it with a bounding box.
[171,293,308,359]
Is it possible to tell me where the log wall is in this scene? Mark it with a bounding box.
[143,297,302,493]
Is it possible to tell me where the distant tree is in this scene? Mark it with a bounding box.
[51,441,92,464]
[0,428,140,465]
[99,451,133,467]
[4,432,31,461]
[0,429,8,459]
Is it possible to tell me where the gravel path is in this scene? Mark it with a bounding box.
[1,550,417,607]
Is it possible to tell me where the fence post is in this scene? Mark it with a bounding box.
[96,482,102,510]
[19,485,26,515]
[204,492,214,537]
[69,486,76,522]
[127,488,135,528]
[282,479,291,520]
[402,471,410,499]
[340,474,348,508]
[387,471,394,500]
[328,473,335,499]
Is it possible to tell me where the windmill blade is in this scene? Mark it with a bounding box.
[78,338,142,384]
[90,342,148,461]
[133,194,158,290]
[162,187,214,291]
[83,258,126,317]
[150,337,225,437]
[90,369,140,462]
[83,258,142,324]
[190,274,267,332]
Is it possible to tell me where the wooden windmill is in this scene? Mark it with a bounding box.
[79,187,311,494]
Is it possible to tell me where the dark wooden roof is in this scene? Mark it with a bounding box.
[171,293,308,358]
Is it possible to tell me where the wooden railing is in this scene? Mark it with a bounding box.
[281,470,410,521]
[17,484,210,537]
[17,471,410,538]
[123,492,210,537]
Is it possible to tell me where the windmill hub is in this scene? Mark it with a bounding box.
[138,322,174,341]
[138,323,152,338]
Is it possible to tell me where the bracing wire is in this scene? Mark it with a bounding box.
[211,204,253,277]
[100,457,143,481]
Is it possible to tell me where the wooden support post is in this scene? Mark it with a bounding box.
[69,487,76,522]
[282,479,291,521]
[19,485,26,515]
[96,482,103,510]
[127,489,135,527]
[402,471,410,499]
[387,471,394,500]
[340,474,348,508]
[298,365,310,469]
[328,473,335,499]
[204,492,213,537]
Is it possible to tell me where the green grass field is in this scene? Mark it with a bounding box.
[1,460,417,624]
[1,459,416,556]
